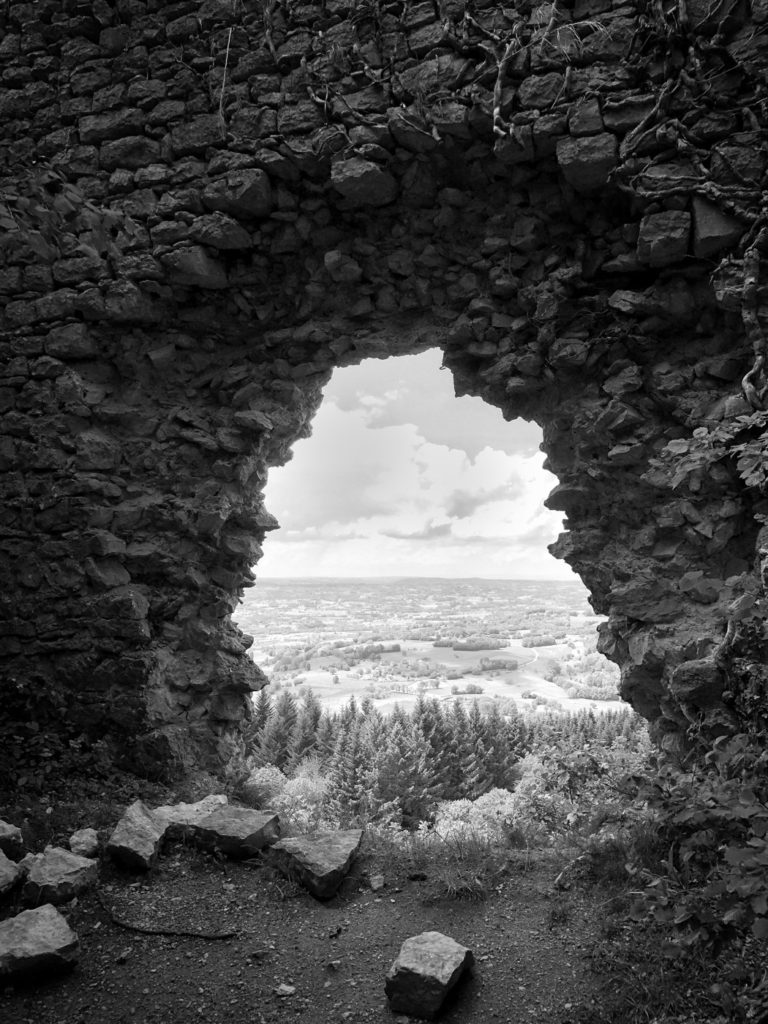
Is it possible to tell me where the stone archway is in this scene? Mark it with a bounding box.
[1,0,767,776]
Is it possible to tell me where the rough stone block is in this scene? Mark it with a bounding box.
[0,850,23,896]
[385,931,474,1019]
[202,168,272,218]
[153,795,228,841]
[0,905,79,980]
[79,109,145,145]
[602,94,655,133]
[556,133,617,193]
[692,198,743,258]
[69,828,99,858]
[100,135,161,170]
[331,158,397,207]
[161,246,229,289]
[190,213,253,250]
[0,820,24,860]
[637,210,690,266]
[107,800,165,870]
[170,115,224,156]
[189,807,280,858]
[22,846,98,905]
[267,829,363,899]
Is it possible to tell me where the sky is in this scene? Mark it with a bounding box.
[255,349,575,580]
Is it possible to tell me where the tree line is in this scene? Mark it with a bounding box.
[244,688,646,827]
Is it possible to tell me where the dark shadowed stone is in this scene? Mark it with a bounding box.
[202,169,272,218]
[106,800,165,870]
[495,126,535,165]
[79,109,145,145]
[0,820,24,860]
[0,850,23,896]
[556,133,617,192]
[189,806,280,857]
[670,658,724,702]
[602,95,655,133]
[0,905,79,979]
[170,115,224,156]
[161,246,228,289]
[22,847,98,905]
[637,211,690,266]
[331,158,397,207]
[190,213,253,250]
[100,136,161,170]
[267,829,363,899]
[385,931,475,1019]
[692,198,743,258]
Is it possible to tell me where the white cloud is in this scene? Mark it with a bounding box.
[256,360,573,581]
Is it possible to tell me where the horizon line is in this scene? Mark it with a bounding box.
[253,574,581,582]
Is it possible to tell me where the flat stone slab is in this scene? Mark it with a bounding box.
[0,820,24,860]
[385,931,475,1019]
[23,846,99,906]
[268,829,363,900]
[0,849,23,896]
[153,794,228,840]
[0,904,79,979]
[106,800,165,870]
[189,806,280,858]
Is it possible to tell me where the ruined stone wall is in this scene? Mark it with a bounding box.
[2,0,768,776]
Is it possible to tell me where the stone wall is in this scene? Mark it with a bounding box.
[1,0,767,775]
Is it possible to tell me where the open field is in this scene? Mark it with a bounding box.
[236,577,625,716]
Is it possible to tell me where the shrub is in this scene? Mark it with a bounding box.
[240,763,287,807]
[269,757,329,832]
[630,734,768,953]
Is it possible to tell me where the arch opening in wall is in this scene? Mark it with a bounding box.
[235,350,622,716]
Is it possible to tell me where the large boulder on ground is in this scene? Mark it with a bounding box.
[106,800,165,870]
[153,794,228,840]
[22,846,99,906]
[0,820,24,860]
[0,904,79,979]
[0,849,23,896]
[385,931,475,1019]
[267,829,363,899]
[188,806,280,858]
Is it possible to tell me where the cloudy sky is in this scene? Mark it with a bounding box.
[256,349,574,580]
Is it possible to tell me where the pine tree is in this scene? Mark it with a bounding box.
[369,720,438,827]
[412,697,451,799]
[465,701,494,798]
[314,712,337,767]
[327,720,368,826]
[252,688,273,736]
[254,690,297,769]
[444,700,471,798]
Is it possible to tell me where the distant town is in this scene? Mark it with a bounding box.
[236,578,624,716]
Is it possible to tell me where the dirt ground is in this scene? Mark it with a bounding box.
[1,837,608,1024]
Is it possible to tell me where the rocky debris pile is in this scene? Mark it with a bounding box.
[105,796,279,867]
[385,930,475,1019]
[0,801,363,983]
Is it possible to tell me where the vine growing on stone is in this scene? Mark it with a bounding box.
[649,410,768,494]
